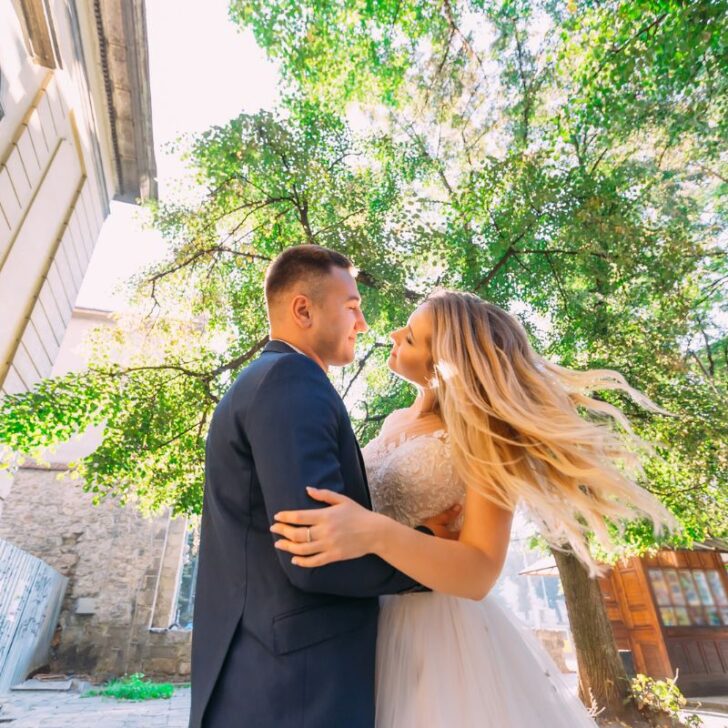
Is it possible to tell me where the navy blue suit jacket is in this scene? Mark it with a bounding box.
[189,341,424,728]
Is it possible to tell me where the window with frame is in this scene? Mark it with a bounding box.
[171,527,199,630]
[647,567,728,627]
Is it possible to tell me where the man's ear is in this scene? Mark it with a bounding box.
[291,294,314,329]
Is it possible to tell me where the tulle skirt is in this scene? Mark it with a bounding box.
[375,592,596,728]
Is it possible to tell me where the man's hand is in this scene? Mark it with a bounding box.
[422,503,462,540]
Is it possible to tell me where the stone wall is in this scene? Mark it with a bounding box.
[0,472,11,528]
[0,465,191,680]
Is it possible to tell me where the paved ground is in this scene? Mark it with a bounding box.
[689,696,728,714]
[682,695,728,728]
[684,711,728,728]
[0,687,191,727]
[1,685,725,727]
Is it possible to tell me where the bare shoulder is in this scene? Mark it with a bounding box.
[379,407,411,436]
[379,408,446,440]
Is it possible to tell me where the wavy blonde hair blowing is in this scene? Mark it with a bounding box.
[427,290,675,576]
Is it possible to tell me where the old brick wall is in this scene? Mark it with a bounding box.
[0,465,191,680]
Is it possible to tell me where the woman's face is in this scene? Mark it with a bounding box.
[388,304,434,387]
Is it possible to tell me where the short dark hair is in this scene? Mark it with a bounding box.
[264,245,355,307]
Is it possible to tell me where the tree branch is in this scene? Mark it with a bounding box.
[92,336,270,400]
[512,22,533,146]
[520,247,609,259]
[543,250,574,324]
[219,197,294,245]
[354,401,388,437]
[356,269,420,303]
[399,121,455,196]
[148,416,210,452]
[475,214,544,293]
[697,319,715,377]
[695,162,728,184]
[585,13,668,87]
[210,337,269,377]
[441,0,486,76]
[688,350,724,400]
[147,247,270,288]
[311,208,366,241]
[342,343,387,401]
[475,245,516,291]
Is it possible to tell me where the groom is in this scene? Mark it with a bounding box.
[190,245,457,728]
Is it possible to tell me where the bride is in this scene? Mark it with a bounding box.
[270,290,673,727]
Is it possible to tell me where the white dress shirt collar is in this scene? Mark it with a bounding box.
[270,338,308,357]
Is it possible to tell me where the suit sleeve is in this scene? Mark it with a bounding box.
[245,355,428,597]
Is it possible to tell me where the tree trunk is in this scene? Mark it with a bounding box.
[553,548,640,723]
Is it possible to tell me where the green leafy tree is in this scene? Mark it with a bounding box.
[1,1,726,719]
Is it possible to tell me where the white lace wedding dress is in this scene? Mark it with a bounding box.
[362,427,597,728]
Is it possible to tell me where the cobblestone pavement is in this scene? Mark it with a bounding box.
[0,687,190,727]
[684,711,728,728]
[1,687,725,727]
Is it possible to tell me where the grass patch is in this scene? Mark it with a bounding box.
[84,673,175,701]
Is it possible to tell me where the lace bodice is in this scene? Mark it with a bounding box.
[362,428,466,529]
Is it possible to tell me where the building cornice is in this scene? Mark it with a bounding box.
[11,0,157,202]
[91,0,157,202]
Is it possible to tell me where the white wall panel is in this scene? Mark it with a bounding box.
[65,220,87,278]
[44,77,66,129]
[0,139,81,377]
[11,344,41,390]
[54,237,79,296]
[0,113,63,269]
[36,95,59,145]
[0,7,45,153]
[76,189,96,257]
[0,204,11,264]
[29,305,61,364]
[37,284,65,344]
[28,302,61,363]
[0,37,115,397]
[80,181,103,240]
[1,367,26,396]
[0,168,21,233]
[67,211,90,268]
[26,109,52,170]
[16,132,41,182]
[20,321,53,377]
[5,146,32,210]
[46,261,74,322]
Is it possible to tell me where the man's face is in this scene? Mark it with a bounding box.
[311,267,368,367]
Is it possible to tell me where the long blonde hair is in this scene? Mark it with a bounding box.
[426,290,675,575]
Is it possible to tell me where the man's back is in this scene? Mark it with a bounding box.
[190,341,419,728]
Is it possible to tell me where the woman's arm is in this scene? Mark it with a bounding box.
[270,485,513,601]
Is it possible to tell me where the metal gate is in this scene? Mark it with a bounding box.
[0,538,67,692]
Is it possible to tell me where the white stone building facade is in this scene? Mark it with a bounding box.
[0,0,155,518]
